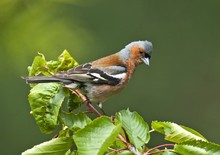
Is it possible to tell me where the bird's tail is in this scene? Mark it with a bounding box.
[22,76,72,84]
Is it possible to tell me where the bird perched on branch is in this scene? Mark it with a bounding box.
[24,40,153,108]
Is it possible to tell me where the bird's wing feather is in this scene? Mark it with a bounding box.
[54,63,127,85]
[88,66,127,85]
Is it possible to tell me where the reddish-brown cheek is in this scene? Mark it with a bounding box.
[130,46,143,65]
[130,46,140,57]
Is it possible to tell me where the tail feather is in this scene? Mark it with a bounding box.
[22,76,72,84]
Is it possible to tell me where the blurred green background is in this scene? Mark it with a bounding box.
[1,0,220,154]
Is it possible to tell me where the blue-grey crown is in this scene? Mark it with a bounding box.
[125,40,153,54]
[119,40,153,61]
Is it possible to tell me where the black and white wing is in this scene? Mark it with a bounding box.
[88,65,127,85]
[54,63,127,85]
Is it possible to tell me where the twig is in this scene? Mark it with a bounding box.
[142,144,147,154]
[107,147,126,153]
[149,129,155,133]
[146,149,174,155]
[118,134,141,155]
[144,144,175,155]
[67,88,102,116]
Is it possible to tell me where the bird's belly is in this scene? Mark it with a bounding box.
[85,84,124,103]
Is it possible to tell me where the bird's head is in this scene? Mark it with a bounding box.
[119,40,153,66]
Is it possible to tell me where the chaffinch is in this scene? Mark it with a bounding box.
[25,40,153,107]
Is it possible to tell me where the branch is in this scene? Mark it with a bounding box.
[118,134,141,155]
[144,143,175,155]
[67,88,102,116]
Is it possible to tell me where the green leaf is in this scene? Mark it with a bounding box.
[46,60,59,74]
[115,109,150,148]
[28,53,48,76]
[67,93,82,112]
[28,83,65,134]
[28,50,78,76]
[151,121,207,143]
[59,111,92,131]
[66,150,78,155]
[22,137,74,155]
[73,116,121,155]
[47,50,78,73]
[161,148,178,155]
[57,49,79,71]
[181,125,207,140]
[174,140,220,155]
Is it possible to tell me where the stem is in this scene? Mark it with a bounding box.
[145,144,175,155]
[149,129,155,133]
[107,147,126,153]
[142,144,147,154]
[67,88,102,116]
[118,134,141,155]
[147,149,174,155]
[118,134,128,145]
[83,96,102,116]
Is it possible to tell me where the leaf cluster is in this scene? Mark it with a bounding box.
[23,51,220,155]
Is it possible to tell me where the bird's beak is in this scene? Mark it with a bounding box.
[141,57,150,65]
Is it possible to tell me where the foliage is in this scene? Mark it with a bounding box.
[23,51,220,155]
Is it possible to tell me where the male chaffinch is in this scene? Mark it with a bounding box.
[25,40,153,107]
